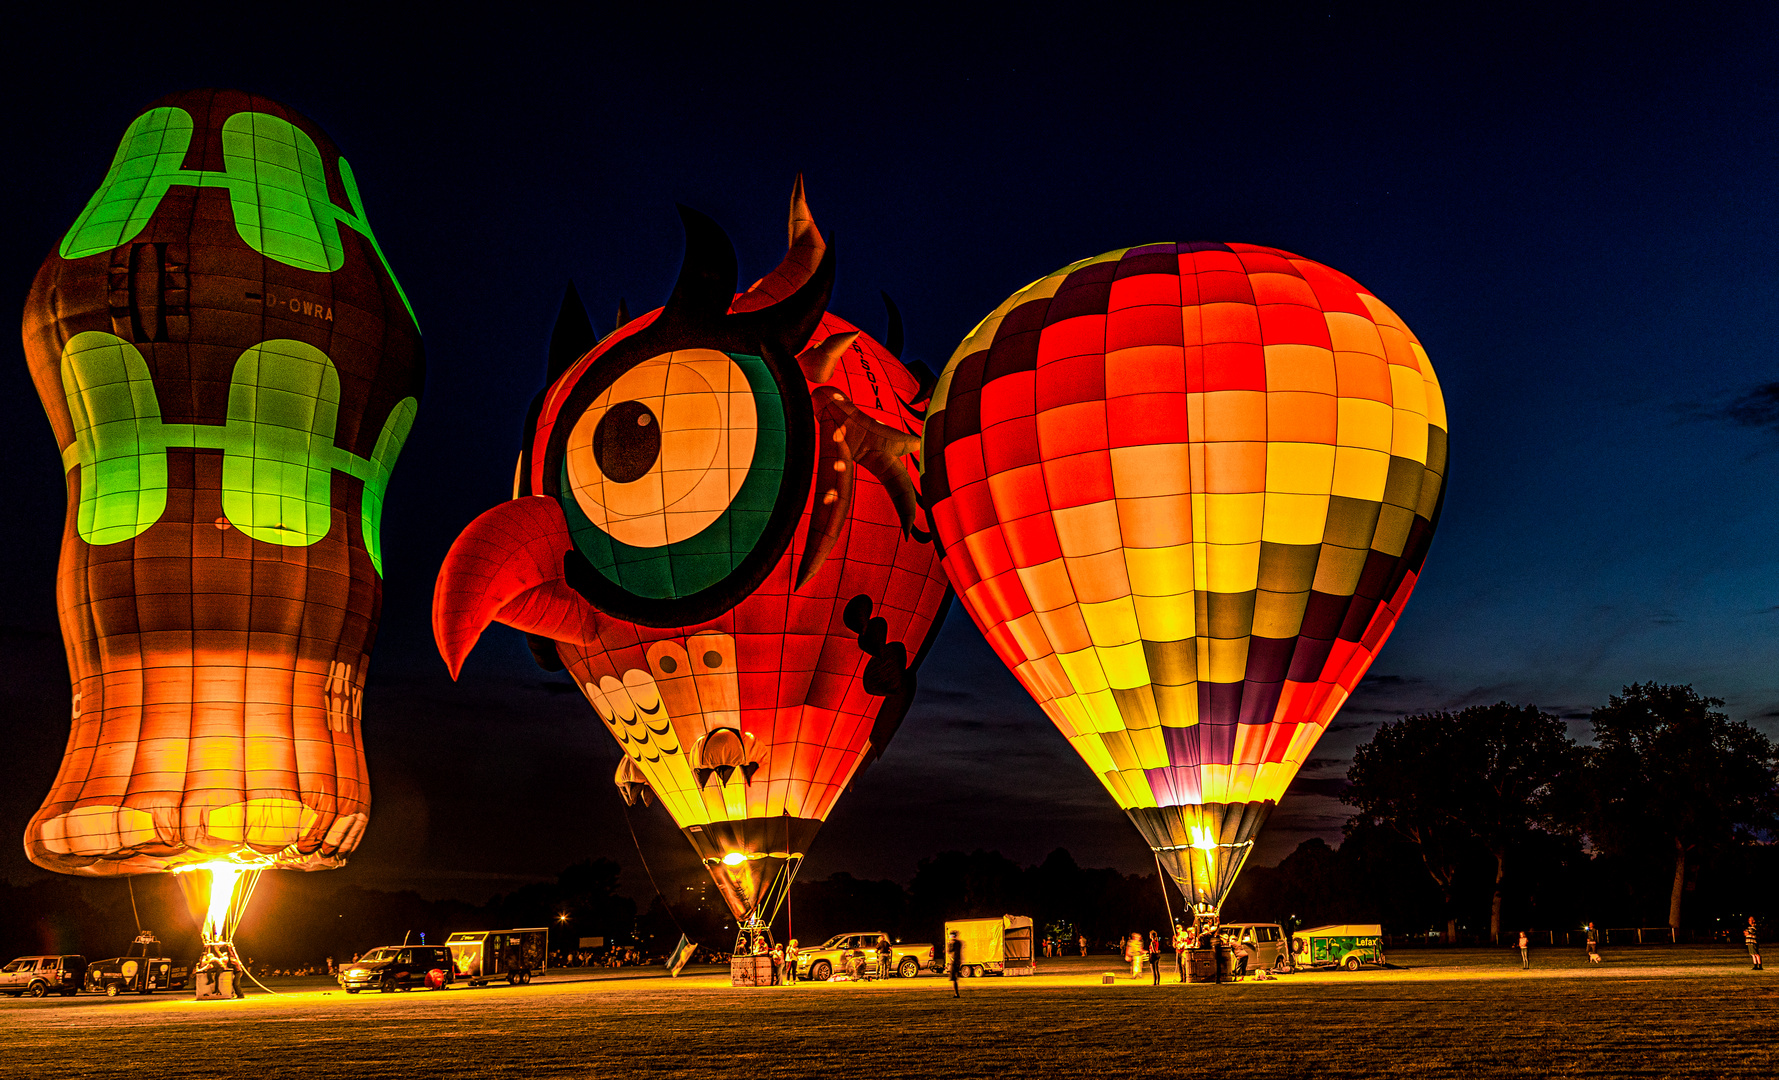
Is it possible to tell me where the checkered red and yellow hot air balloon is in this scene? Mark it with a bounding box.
[433,183,949,952]
[921,242,1446,924]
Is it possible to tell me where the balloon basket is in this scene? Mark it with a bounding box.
[730,955,776,986]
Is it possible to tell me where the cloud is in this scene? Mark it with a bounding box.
[1678,382,1779,439]
[1720,383,1779,432]
[1287,776,1351,799]
[1367,674,1418,686]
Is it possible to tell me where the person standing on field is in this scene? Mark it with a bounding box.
[1518,930,1530,969]
[1585,922,1600,963]
[947,931,964,998]
[1148,931,1162,985]
[784,940,799,985]
[1746,918,1762,971]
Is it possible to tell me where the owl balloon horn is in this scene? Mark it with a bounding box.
[21,90,422,971]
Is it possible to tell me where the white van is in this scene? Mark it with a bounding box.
[1213,923,1291,973]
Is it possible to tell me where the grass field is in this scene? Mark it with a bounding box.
[3,946,1773,1078]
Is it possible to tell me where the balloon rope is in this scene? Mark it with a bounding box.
[127,878,141,934]
[619,798,688,938]
[1154,853,1177,934]
[784,812,793,943]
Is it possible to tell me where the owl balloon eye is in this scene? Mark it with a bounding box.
[557,348,797,615]
[565,349,762,548]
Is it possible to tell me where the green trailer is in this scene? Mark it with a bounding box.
[1294,924,1385,971]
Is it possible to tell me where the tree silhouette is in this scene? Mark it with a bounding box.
[1344,704,1579,940]
[1584,683,1779,931]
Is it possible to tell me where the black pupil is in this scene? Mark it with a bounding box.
[592,401,660,484]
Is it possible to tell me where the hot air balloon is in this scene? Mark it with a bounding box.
[433,182,949,957]
[21,90,422,979]
[921,242,1445,928]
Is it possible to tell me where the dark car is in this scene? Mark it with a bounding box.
[338,946,455,993]
[1,955,86,997]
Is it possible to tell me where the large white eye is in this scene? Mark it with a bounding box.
[564,349,759,548]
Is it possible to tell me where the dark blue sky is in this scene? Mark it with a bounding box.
[3,5,1776,901]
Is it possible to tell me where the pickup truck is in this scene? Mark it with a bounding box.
[795,933,934,981]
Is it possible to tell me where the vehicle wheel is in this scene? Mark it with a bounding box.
[27,982,48,998]
[810,960,832,982]
[1344,957,1360,972]
[520,971,532,985]
[346,988,359,994]
[105,984,120,998]
[380,975,395,994]
[506,972,517,986]
[898,957,919,979]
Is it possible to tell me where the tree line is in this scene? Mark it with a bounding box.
[1336,683,1779,941]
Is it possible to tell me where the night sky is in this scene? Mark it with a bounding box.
[3,6,1776,905]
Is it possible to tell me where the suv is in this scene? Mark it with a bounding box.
[338,946,456,993]
[1,955,86,998]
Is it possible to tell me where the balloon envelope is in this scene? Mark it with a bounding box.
[22,90,422,877]
[922,242,1445,915]
[434,188,948,931]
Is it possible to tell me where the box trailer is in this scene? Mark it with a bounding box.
[944,916,1035,977]
[1295,924,1386,970]
[445,929,549,986]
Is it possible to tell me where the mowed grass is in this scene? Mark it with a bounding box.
[3,947,1774,1079]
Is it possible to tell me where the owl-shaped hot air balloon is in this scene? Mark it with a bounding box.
[21,90,422,963]
[434,182,949,951]
[922,242,1446,928]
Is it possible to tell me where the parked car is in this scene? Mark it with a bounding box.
[1,955,86,998]
[338,945,456,993]
[1215,923,1292,973]
[795,933,934,981]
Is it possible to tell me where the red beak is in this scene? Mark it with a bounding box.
[432,496,601,678]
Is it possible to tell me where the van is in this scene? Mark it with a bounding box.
[337,946,456,993]
[1214,923,1291,973]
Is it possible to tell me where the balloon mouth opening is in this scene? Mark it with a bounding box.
[173,857,270,944]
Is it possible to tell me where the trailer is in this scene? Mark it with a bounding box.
[945,916,1035,977]
[85,932,186,996]
[445,929,549,986]
[1294,924,1386,970]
